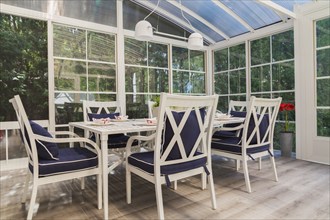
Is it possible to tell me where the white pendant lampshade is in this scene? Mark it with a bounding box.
[188,32,203,50]
[135,20,153,41]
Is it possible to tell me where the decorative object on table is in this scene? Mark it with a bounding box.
[151,96,160,118]
[279,102,295,157]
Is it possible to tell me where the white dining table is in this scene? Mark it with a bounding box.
[69,116,244,219]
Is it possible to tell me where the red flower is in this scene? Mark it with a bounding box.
[279,103,295,132]
[280,103,295,112]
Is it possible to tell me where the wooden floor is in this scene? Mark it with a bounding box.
[1,155,329,220]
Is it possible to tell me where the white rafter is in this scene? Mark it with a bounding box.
[166,0,230,40]
[134,0,216,44]
[256,0,297,19]
[211,0,254,32]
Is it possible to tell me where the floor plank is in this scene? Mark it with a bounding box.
[0,155,329,220]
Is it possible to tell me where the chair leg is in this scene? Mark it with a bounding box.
[201,173,207,190]
[173,180,177,190]
[27,184,38,220]
[97,173,102,209]
[155,181,165,220]
[236,160,240,171]
[258,157,262,170]
[21,173,30,203]
[270,156,278,182]
[242,159,252,193]
[126,166,131,204]
[207,172,217,210]
[81,177,85,190]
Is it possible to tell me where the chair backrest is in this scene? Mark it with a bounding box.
[153,93,218,170]
[228,100,247,114]
[241,96,282,149]
[9,95,39,171]
[82,100,121,122]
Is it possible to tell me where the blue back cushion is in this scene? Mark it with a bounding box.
[88,112,119,121]
[233,111,269,144]
[162,108,205,160]
[27,121,59,160]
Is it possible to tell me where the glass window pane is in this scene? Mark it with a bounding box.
[126,94,149,119]
[251,65,271,92]
[230,69,246,94]
[54,25,86,59]
[317,109,330,137]
[251,37,270,65]
[54,59,86,91]
[148,42,168,68]
[0,129,26,160]
[88,93,116,102]
[55,92,85,124]
[88,63,116,92]
[272,30,294,61]
[87,32,115,62]
[229,43,245,69]
[172,46,188,70]
[190,50,205,71]
[317,78,330,107]
[191,72,205,94]
[217,96,229,113]
[124,38,147,66]
[125,66,148,93]
[229,95,246,101]
[251,93,271,98]
[272,61,294,91]
[149,69,169,93]
[316,17,330,48]
[317,48,330,77]
[214,72,228,95]
[173,70,190,93]
[214,49,228,72]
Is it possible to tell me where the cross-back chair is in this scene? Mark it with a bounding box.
[10,95,102,220]
[212,96,282,193]
[213,100,248,139]
[126,93,218,219]
[82,100,138,173]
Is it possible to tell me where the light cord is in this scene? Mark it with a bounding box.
[144,0,160,21]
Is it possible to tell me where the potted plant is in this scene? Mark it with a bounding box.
[279,102,295,157]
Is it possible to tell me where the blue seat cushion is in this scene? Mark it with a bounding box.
[29,147,98,177]
[128,151,207,175]
[90,134,138,149]
[26,121,59,160]
[211,137,270,154]
[88,112,119,121]
[162,108,206,160]
[213,130,237,138]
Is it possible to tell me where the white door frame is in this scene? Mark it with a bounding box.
[294,1,330,165]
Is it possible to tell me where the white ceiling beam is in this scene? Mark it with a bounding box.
[211,0,254,32]
[134,0,216,44]
[256,0,297,19]
[166,0,230,40]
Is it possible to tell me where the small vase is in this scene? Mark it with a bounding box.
[152,107,159,118]
[280,132,294,157]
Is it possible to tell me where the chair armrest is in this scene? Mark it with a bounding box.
[49,131,80,138]
[33,134,101,155]
[126,133,156,155]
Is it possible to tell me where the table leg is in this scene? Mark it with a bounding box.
[100,134,109,220]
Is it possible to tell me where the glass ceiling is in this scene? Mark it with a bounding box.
[1,0,313,45]
[131,0,312,44]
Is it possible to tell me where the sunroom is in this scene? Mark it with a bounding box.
[0,0,329,219]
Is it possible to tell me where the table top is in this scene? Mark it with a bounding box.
[70,117,245,134]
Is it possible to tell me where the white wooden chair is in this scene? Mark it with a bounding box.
[82,100,139,173]
[126,93,218,219]
[211,96,282,193]
[10,95,102,220]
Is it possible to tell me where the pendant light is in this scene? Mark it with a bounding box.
[134,0,160,41]
[180,0,204,50]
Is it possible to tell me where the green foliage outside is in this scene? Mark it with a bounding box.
[0,14,48,121]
